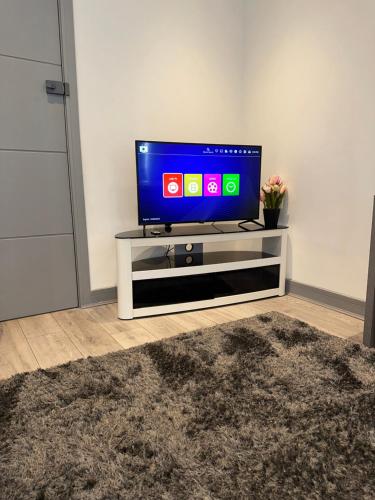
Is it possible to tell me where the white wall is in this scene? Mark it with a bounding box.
[73,0,375,300]
[73,0,246,290]
[244,0,375,300]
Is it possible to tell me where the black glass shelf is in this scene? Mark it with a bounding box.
[116,223,288,240]
[133,250,276,272]
[133,265,280,308]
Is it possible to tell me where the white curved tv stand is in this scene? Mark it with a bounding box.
[116,224,287,319]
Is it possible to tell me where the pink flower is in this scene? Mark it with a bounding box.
[263,184,271,193]
[269,175,282,185]
[280,184,287,194]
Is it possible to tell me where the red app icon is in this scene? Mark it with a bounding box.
[163,173,183,198]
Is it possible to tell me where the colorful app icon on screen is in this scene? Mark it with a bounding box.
[163,173,183,198]
[184,174,202,196]
[204,174,221,196]
[223,174,240,196]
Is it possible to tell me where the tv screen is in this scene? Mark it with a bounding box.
[136,141,262,225]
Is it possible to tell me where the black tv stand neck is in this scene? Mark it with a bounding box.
[164,223,172,233]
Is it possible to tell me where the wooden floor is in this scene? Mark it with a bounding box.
[0,295,364,380]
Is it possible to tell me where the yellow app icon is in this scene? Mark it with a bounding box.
[184,174,202,196]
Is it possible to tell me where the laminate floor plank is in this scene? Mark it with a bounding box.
[0,320,39,379]
[110,327,158,350]
[19,313,62,339]
[137,315,187,339]
[27,331,83,369]
[52,308,123,357]
[0,296,364,379]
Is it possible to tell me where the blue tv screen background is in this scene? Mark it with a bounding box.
[136,141,262,225]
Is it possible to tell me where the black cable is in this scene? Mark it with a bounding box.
[166,254,172,268]
[165,244,174,257]
[163,245,173,268]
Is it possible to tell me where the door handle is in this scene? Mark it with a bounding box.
[45,80,70,96]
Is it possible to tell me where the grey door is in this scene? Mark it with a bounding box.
[0,0,78,320]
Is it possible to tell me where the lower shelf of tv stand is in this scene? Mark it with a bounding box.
[131,287,282,318]
[124,264,281,318]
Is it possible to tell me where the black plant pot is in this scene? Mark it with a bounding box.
[263,208,280,229]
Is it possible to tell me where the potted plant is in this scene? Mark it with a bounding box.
[260,176,287,229]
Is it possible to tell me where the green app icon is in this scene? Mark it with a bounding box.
[184,174,202,196]
[223,174,240,196]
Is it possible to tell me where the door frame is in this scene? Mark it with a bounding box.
[58,0,92,306]
[364,196,375,347]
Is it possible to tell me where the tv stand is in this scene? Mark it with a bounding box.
[116,224,287,319]
[164,223,172,233]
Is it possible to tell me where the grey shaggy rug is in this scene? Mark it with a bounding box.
[1,312,375,500]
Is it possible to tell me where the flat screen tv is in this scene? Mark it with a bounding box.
[136,141,262,226]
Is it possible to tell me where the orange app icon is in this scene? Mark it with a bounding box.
[163,173,183,198]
